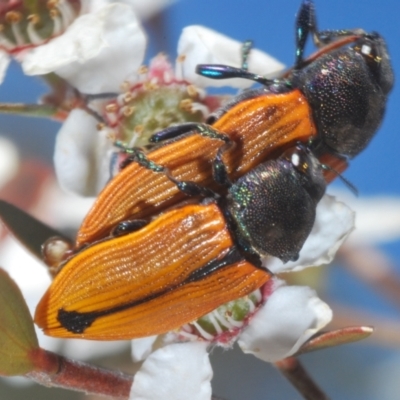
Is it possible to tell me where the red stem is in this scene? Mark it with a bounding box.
[275,357,330,400]
[27,348,133,399]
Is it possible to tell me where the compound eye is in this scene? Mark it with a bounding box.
[354,37,381,81]
[282,145,311,175]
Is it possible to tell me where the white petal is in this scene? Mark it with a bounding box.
[266,194,355,273]
[22,13,104,74]
[0,50,11,84]
[127,0,176,20]
[131,336,158,362]
[63,339,128,359]
[54,109,112,196]
[129,342,212,400]
[0,136,19,188]
[238,283,332,362]
[57,3,147,93]
[23,4,147,94]
[176,25,284,89]
[329,189,400,245]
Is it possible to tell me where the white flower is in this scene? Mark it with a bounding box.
[130,342,212,400]
[176,25,285,88]
[0,0,147,94]
[54,108,113,196]
[127,195,353,399]
[53,26,284,196]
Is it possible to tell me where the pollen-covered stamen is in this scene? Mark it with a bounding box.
[0,0,81,52]
[100,55,212,148]
[7,11,24,45]
[26,14,42,44]
[181,289,263,343]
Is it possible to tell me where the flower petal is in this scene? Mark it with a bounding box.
[22,13,104,75]
[0,50,11,84]
[176,25,284,88]
[238,282,332,362]
[131,335,158,362]
[128,0,176,20]
[266,194,355,273]
[129,342,212,400]
[23,4,147,94]
[330,190,400,245]
[54,109,113,196]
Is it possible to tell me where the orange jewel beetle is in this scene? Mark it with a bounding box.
[35,144,325,339]
[75,0,393,248]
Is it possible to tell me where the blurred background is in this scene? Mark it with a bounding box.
[0,0,399,398]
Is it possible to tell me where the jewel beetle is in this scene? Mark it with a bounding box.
[35,144,325,339]
[75,0,393,248]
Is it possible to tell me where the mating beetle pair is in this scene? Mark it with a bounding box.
[36,144,324,338]
[35,0,393,340]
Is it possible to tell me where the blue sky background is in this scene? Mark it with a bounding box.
[0,1,399,399]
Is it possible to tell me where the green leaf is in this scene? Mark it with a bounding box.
[0,200,71,260]
[0,268,39,376]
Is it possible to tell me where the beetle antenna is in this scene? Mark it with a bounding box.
[196,64,274,86]
[321,164,358,196]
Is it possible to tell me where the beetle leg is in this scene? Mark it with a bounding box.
[295,0,366,68]
[111,219,148,237]
[166,174,219,199]
[114,141,165,172]
[151,122,231,144]
[241,39,253,71]
[118,124,235,198]
[212,140,235,188]
[295,0,315,68]
[150,122,204,143]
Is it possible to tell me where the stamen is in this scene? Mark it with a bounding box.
[0,25,15,50]
[191,321,215,341]
[211,309,233,329]
[207,312,223,334]
[133,125,144,135]
[123,92,133,104]
[188,102,210,117]
[6,12,24,46]
[251,288,262,304]
[246,297,256,313]
[105,103,118,113]
[56,0,76,29]
[225,314,244,328]
[180,98,193,112]
[120,81,131,92]
[138,65,148,75]
[105,129,117,141]
[175,329,200,341]
[27,14,44,45]
[186,85,199,98]
[122,105,135,117]
[50,9,62,36]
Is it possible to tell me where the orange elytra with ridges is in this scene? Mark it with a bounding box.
[35,203,270,340]
[76,89,317,247]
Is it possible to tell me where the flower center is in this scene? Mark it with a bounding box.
[103,82,206,148]
[178,289,263,344]
[0,0,81,52]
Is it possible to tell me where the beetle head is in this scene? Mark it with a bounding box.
[226,144,325,263]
